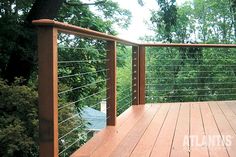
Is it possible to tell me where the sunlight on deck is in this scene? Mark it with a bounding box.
[71,101,236,157]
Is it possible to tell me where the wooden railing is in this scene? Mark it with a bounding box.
[33,19,142,157]
[33,19,236,157]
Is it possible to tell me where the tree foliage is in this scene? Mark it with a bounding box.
[116,46,133,115]
[150,0,177,42]
[2,0,236,156]
[0,79,38,157]
[0,0,131,83]
[0,0,131,156]
[145,0,236,103]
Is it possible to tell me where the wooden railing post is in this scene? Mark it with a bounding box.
[139,45,146,104]
[107,41,117,126]
[37,26,58,157]
[132,46,139,105]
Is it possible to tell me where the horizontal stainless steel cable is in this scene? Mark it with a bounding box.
[58,46,108,52]
[117,92,132,103]
[59,113,79,126]
[88,98,109,109]
[58,119,108,156]
[58,115,109,141]
[58,59,109,64]
[145,59,235,61]
[59,123,83,141]
[58,97,107,125]
[146,88,236,92]
[117,58,137,61]
[58,79,108,95]
[145,70,235,73]
[146,64,236,67]
[58,69,108,79]
[146,51,235,54]
[58,88,108,110]
[116,58,132,61]
[145,93,236,98]
[146,82,236,86]
[59,138,81,156]
[146,76,236,80]
[117,86,132,95]
[117,97,135,113]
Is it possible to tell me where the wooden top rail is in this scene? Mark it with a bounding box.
[33,19,236,48]
[32,19,139,46]
[141,43,236,48]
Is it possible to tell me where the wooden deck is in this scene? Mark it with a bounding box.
[71,101,236,157]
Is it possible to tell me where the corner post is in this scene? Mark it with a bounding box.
[37,26,58,157]
[139,45,146,104]
[107,41,117,126]
[132,46,140,105]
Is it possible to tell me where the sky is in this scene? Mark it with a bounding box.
[113,0,188,42]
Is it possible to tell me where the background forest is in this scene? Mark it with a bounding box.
[145,0,236,103]
[0,0,236,156]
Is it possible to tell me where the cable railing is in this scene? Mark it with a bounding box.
[116,45,133,115]
[33,19,140,157]
[33,19,236,157]
[57,32,108,156]
[145,47,236,103]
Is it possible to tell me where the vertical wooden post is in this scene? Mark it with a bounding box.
[132,46,139,105]
[38,26,58,157]
[139,45,146,105]
[106,41,117,126]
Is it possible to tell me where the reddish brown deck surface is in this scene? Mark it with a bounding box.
[71,101,236,157]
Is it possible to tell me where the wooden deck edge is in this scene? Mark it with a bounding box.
[70,104,153,157]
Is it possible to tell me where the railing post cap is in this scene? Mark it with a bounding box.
[32,19,56,26]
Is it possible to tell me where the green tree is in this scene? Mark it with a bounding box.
[0,0,132,156]
[0,79,38,157]
[150,0,178,42]
[116,46,133,115]
[0,0,131,83]
[145,0,236,103]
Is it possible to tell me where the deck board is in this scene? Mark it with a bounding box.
[110,104,161,157]
[200,102,228,157]
[170,103,190,157]
[130,103,171,157]
[90,105,153,157]
[71,105,152,157]
[218,102,236,134]
[190,103,209,157]
[209,102,236,157]
[150,103,180,157]
[71,101,236,157]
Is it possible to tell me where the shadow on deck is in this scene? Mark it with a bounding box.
[72,101,236,157]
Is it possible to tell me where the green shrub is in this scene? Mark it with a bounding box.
[0,80,39,157]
